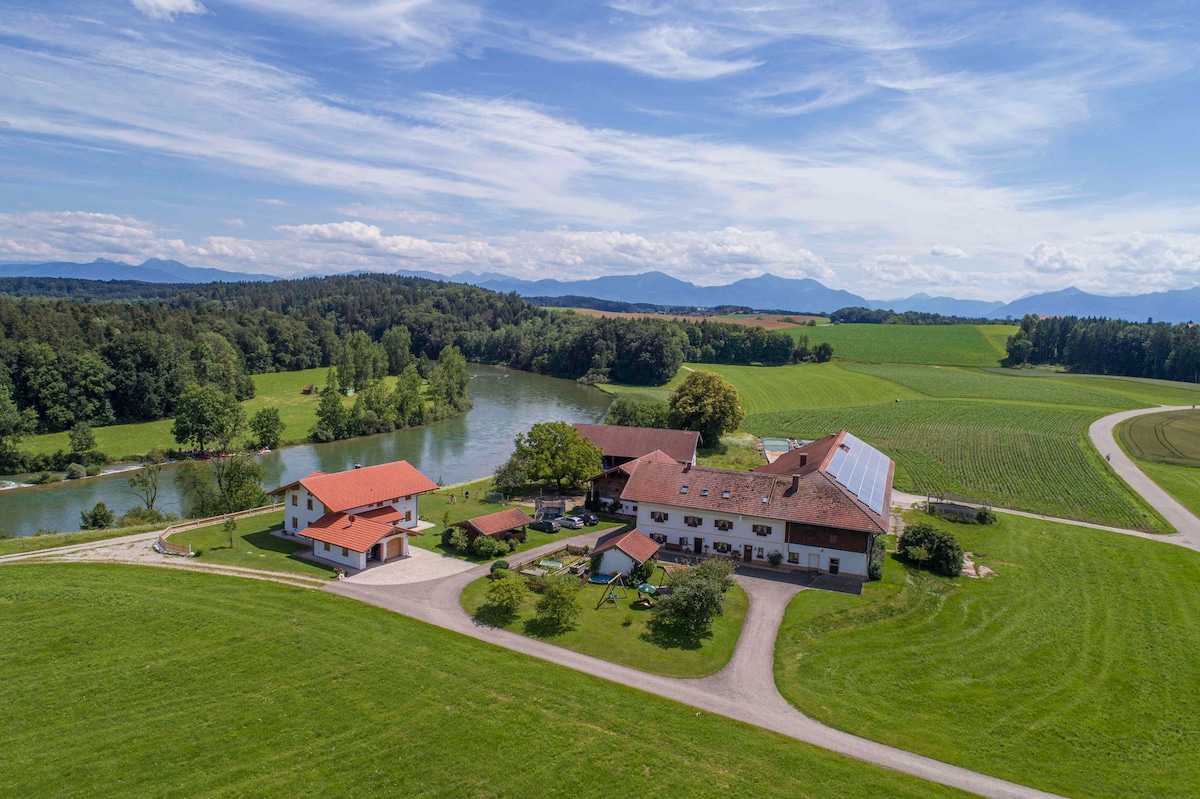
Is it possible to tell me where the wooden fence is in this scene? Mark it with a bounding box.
[155,502,281,557]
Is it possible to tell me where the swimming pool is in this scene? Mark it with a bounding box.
[760,437,791,451]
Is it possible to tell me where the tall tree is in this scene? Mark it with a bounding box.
[428,344,470,413]
[500,421,601,493]
[390,363,426,427]
[172,384,242,453]
[311,368,346,442]
[128,449,166,511]
[335,331,388,393]
[68,421,96,454]
[668,370,744,446]
[248,406,284,449]
[381,326,413,376]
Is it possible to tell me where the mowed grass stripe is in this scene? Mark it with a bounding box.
[745,399,1168,531]
[1119,409,1200,466]
[774,512,1200,799]
[0,564,968,799]
[790,324,1016,367]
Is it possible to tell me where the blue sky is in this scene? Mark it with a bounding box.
[0,0,1197,300]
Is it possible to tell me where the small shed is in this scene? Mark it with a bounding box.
[592,528,661,577]
[456,507,534,544]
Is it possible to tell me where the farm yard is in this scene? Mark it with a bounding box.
[774,512,1200,799]
[0,564,966,799]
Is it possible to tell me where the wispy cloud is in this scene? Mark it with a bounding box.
[129,0,206,21]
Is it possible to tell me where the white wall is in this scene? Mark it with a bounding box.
[598,548,636,576]
[634,500,870,577]
[284,488,423,536]
[310,540,366,570]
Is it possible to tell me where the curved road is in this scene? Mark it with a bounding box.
[1088,405,1200,549]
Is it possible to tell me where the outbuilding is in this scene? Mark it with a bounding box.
[592,528,661,577]
[455,507,534,544]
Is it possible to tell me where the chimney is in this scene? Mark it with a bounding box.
[799,453,808,467]
[791,474,800,492]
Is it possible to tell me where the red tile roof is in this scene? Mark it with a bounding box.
[460,507,534,537]
[588,448,680,481]
[305,512,400,552]
[358,506,404,524]
[593,528,661,564]
[754,433,841,477]
[620,454,891,535]
[273,461,437,513]
[574,424,700,464]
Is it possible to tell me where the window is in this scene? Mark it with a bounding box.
[405,510,412,522]
[829,533,838,544]
[756,547,764,559]
[291,494,297,506]
[713,541,732,554]
[680,486,689,494]
[684,515,702,527]
[342,547,350,557]
[721,490,731,499]
[323,542,331,551]
[752,524,772,536]
[700,488,709,497]
[649,533,666,544]
[680,537,689,549]
[292,516,298,530]
[650,511,669,523]
[404,495,412,501]
[306,498,313,511]
[787,552,799,564]
[713,519,733,531]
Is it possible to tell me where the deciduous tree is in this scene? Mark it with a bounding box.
[172,384,243,453]
[248,406,284,449]
[667,370,744,446]
[499,421,601,493]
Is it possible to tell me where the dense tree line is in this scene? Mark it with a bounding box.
[829,306,999,325]
[1003,314,1200,383]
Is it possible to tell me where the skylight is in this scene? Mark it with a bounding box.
[701,488,709,496]
[680,486,688,494]
[721,490,731,499]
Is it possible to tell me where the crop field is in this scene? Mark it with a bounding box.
[794,323,1017,366]
[744,399,1167,531]
[0,563,967,799]
[686,363,925,416]
[774,512,1200,798]
[1119,409,1200,466]
[840,363,1145,409]
[984,368,1200,406]
[975,324,1017,358]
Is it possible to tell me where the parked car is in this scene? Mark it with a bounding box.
[530,518,561,533]
[569,507,599,526]
[558,515,585,529]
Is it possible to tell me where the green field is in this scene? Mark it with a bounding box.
[24,367,332,460]
[169,510,336,579]
[689,362,925,416]
[1119,408,1200,466]
[797,324,1018,366]
[775,513,1200,799]
[0,563,967,799]
[745,399,1167,530]
[1133,459,1200,518]
[461,569,749,678]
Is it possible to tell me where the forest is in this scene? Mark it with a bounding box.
[0,274,818,442]
[1003,314,1200,383]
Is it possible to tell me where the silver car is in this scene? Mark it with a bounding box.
[558,515,585,529]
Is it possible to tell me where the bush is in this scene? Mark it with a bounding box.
[489,567,512,581]
[80,501,115,530]
[85,464,103,477]
[65,463,87,480]
[868,536,886,581]
[898,522,964,577]
[483,574,527,616]
[472,535,506,559]
[652,569,725,636]
[767,551,783,566]
[534,576,582,633]
[446,527,470,552]
[490,559,511,574]
[118,507,178,528]
[628,556,658,586]
[693,557,735,592]
[976,508,998,525]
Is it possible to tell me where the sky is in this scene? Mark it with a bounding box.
[0,1,1198,300]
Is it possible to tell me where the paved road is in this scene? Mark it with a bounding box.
[327,533,1061,799]
[1088,406,1200,549]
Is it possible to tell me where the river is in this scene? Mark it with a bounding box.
[0,365,612,537]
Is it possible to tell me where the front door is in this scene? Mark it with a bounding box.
[744,544,754,562]
[694,537,703,555]
[807,552,820,570]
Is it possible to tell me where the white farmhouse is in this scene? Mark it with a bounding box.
[270,460,438,571]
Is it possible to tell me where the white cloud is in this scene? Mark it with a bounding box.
[260,199,289,206]
[1024,242,1086,274]
[130,0,206,21]
[222,218,246,228]
[527,24,763,80]
[929,245,966,258]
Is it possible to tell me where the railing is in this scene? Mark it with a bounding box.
[156,502,281,557]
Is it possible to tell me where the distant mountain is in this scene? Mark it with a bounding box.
[997,286,1200,324]
[0,258,275,283]
[868,293,1007,318]
[412,269,868,314]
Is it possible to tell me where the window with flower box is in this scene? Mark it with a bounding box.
[684,515,702,527]
[713,519,733,531]
[650,511,669,523]
[787,552,799,564]
[679,537,690,549]
[713,541,732,554]
[756,547,764,558]
[752,524,772,536]
[649,533,666,544]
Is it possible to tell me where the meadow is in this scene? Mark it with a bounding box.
[0,563,968,799]
[460,568,749,678]
[1119,408,1200,466]
[774,512,1200,799]
[798,323,1018,366]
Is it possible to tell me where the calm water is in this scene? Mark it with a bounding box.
[0,365,611,537]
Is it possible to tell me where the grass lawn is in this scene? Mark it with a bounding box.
[1133,459,1200,517]
[695,431,763,471]
[0,563,968,799]
[0,524,163,557]
[774,512,1200,799]
[460,566,749,678]
[794,323,1017,367]
[688,362,925,416]
[169,510,336,579]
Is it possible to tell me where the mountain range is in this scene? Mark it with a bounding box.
[0,258,1196,323]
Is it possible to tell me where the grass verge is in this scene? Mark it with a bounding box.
[461,566,749,678]
[169,510,335,579]
[774,511,1200,799]
[0,563,968,799]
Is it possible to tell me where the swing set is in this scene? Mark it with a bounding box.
[593,573,629,609]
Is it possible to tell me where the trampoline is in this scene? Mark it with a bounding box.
[588,574,615,584]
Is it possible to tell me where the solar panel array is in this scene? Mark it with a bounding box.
[826,432,890,515]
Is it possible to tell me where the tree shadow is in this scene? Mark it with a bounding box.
[523,616,575,639]
[640,617,711,651]
[243,529,303,555]
[473,602,517,629]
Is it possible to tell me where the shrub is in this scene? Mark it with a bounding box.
[628,556,658,586]
[898,522,964,577]
[490,567,511,581]
[79,501,115,530]
[446,527,470,552]
[490,560,511,574]
[652,569,725,636]
[976,508,998,525]
[30,471,60,485]
[472,535,506,559]
[483,574,527,617]
[85,464,102,477]
[868,536,886,581]
[534,576,582,633]
[65,463,87,480]
[693,557,735,592]
[118,507,177,528]
[767,551,783,566]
